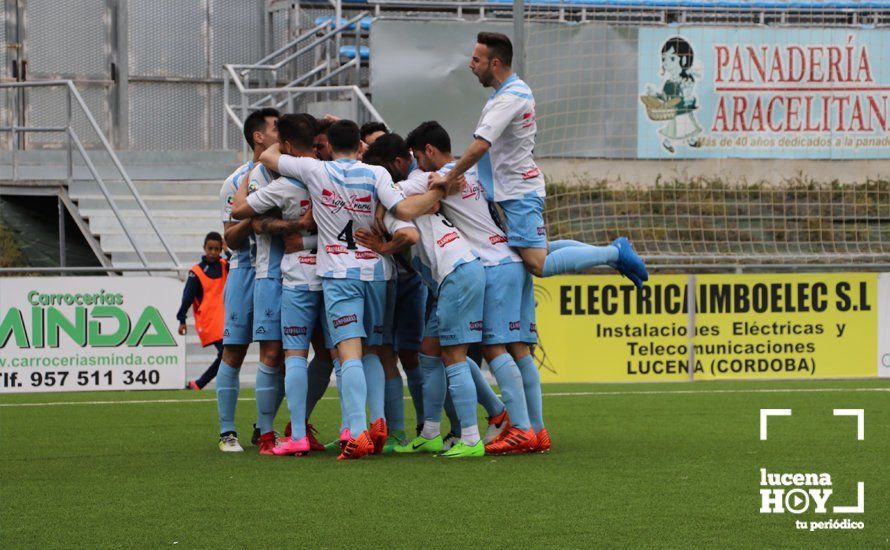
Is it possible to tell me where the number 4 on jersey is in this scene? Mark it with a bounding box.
[337,220,358,250]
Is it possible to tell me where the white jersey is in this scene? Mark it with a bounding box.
[473,74,545,202]
[402,163,521,268]
[398,170,478,294]
[245,165,285,279]
[383,210,417,281]
[246,174,321,291]
[277,156,406,281]
[219,161,255,269]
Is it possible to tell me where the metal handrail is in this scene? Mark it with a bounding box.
[0,80,181,270]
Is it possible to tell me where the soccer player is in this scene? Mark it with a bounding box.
[233,145,297,455]
[360,121,388,146]
[360,139,428,452]
[231,113,325,456]
[216,107,278,452]
[258,120,437,460]
[313,118,334,161]
[408,121,549,453]
[359,134,490,459]
[177,232,227,391]
[429,32,648,287]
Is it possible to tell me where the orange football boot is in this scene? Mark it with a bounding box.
[338,430,374,460]
[532,428,551,453]
[483,427,537,455]
[368,418,388,455]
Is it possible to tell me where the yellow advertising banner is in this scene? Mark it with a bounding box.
[534,273,878,383]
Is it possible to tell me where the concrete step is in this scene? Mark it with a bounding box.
[68,179,223,198]
[83,211,220,232]
[74,195,213,211]
[100,232,210,250]
[0,164,234,181]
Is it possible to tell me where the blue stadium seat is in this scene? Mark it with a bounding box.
[314,15,373,32]
[339,45,371,61]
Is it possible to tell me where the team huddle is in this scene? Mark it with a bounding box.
[213,32,648,460]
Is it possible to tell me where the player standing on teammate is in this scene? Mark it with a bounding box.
[231,113,329,456]
[429,32,648,287]
[408,121,550,453]
[258,120,438,460]
[215,107,278,452]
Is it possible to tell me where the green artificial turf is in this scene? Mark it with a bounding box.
[2,380,888,548]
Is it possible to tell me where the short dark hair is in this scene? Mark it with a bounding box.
[363,133,410,180]
[204,231,223,246]
[326,120,361,153]
[276,113,316,152]
[477,32,513,67]
[360,121,388,141]
[243,108,280,150]
[406,121,451,154]
[315,117,334,136]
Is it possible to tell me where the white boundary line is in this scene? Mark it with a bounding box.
[1,386,888,408]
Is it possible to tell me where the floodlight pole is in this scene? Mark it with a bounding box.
[513,0,524,78]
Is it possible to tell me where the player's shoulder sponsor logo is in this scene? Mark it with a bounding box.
[248,179,259,192]
[333,314,358,328]
[320,188,373,215]
[437,231,459,248]
[226,195,235,205]
[489,234,508,245]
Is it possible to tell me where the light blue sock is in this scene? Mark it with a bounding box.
[467,357,504,417]
[444,361,478,429]
[542,244,619,277]
[362,354,386,422]
[255,362,279,435]
[516,354,545,431]
[404,366,424,426]
[284,356,308,440]
[340,358,367,436]
[275,369,286,417]
[443,391,461,436]
[384,377,405,432]
[333,358,346,432]
[420,353,445,423]
[216,361,240,434]
[549,239,587,252]
[306,357,333,418]
[489,353,531,430]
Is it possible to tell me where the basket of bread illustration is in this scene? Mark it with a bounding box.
[640,95,681,121]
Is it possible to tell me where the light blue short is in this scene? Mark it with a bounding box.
[223,266,255,346]
[322,278,387,347]
[425,261,484,347]
[253,277,282,341]
[498,194,547,249]
[280,286,322,351]
[482,262,526,345]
